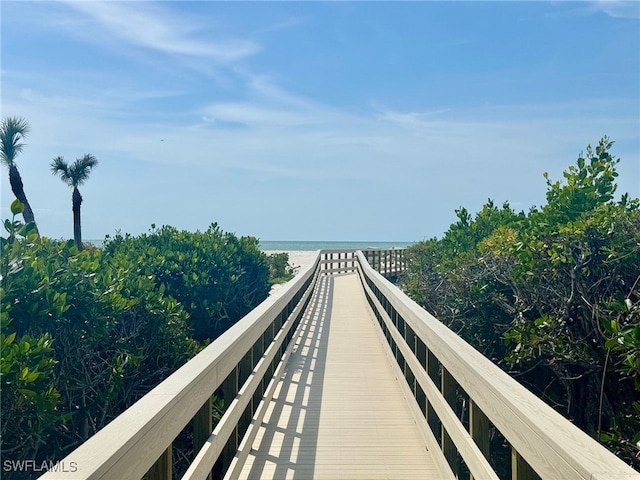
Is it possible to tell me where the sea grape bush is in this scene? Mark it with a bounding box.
[102,223,271,342]
[267,252,297,285]
[1,218,276,474]
[1,227,197,470]
[403,137,640,467]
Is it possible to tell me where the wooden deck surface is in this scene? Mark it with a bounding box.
[236,273,440,480]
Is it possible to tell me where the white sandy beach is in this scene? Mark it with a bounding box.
[263,250,319,295]
[263,250,319,273]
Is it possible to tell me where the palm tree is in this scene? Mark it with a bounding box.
[0,116,38,232]
[51,154,98,250]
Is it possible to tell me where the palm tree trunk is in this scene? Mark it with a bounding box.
[8,164,38,233]
[72,187,83,250]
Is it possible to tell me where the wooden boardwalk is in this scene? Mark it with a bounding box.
[237,273,441,480]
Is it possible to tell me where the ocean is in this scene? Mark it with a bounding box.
[259,240,415,251]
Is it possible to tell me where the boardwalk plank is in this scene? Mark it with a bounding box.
[236,273,441,480]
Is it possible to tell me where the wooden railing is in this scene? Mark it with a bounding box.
[354,250,639,480]
[40,253,322,480]
[319,247,406,278]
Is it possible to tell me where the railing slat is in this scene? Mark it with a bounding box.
[512,449,540,480]
[192,399,213,480]
[470,399,490,480]
[441,369,459,477]
[146,446,172,480]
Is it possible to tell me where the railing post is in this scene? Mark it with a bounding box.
[384,249,388,275]
[413,339,428,418]
[145,446,172,480]
[193,398,213,480]
[216,366,239,478]
[442,368,459,477]
[394,249,398,275]
[404,325,417,394]
[512,450,540,480]
[239,349,254,437]
[426,350,440,435]
[470,400,490,480]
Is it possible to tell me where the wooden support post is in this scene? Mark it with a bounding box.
[426,350,439,429]
[238,349,254,438]
[192,399,212,480]
[512,449,540,480]
[219,367,239,476]
[145,445,172,480]
[470,400,490,480]
[384,250,388,274]
[416,338,426,369]
[404,326,416,393]
[441,368,458,477]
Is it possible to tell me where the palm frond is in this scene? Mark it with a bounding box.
[50,156,73,185]
[52,154,98,187]
[69,154,98,186]
[0,116,30,167]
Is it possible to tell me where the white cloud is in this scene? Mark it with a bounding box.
[587,1,640,19]
[59,1,261,61]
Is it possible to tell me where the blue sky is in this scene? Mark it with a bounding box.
[1,1,638,242]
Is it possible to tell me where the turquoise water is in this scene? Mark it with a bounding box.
[259,241,414,251]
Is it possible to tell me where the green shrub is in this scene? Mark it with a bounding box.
[403,137,640,467]
[1,216,197,466]
[267,252,296,285]
[103,223,271,342]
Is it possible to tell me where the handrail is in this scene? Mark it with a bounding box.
[40,252,324,480]
[354,250,640,480]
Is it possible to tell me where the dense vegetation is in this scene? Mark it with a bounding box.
[403,137,640,468]
[0,208,292,474]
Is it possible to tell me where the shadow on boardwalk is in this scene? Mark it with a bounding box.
[242,274,334,479]
[239,273,438,480]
